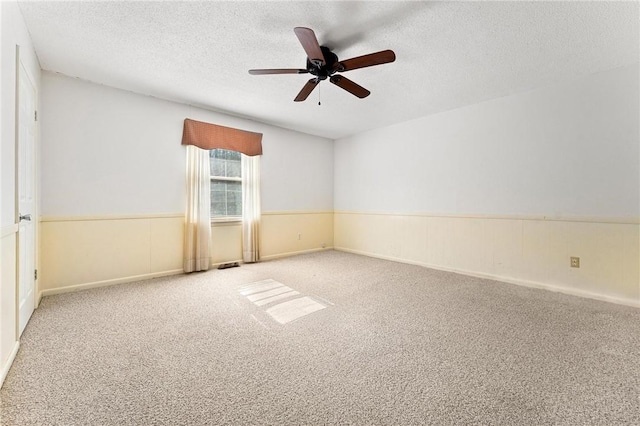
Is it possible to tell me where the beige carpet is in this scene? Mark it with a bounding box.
[2,250,639,425]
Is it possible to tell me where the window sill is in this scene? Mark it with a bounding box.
[211,217,242,226]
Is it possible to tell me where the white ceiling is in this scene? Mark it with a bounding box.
[17,1,639,140]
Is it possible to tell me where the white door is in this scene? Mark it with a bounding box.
[18,61,36,336]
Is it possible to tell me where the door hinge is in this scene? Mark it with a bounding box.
[34,111,38,121]
[34,269,38,280]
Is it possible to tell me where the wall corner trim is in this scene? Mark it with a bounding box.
[1,342,20,388]
[40,213,184,223]
[333,211,640,225]
[1,224,19,238]
[262,210,334,216]
[260,247,334,261]
[39,269,184,298]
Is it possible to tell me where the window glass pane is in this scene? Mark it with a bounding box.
[227,181,242,216]
[211,180,242,217]
[211,181,227,216]
[226,159,241,177]
[210,156,224,176]
[210,149,241,178]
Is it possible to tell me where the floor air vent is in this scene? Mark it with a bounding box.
[218,262,240,270]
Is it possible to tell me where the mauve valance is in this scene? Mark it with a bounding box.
[181,118,263,156]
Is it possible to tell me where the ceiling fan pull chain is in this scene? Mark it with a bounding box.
[318,83,321,106]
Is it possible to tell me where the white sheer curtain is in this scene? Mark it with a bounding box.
[242,154,261,263]
[184,145,211,272]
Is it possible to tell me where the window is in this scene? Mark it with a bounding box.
[210,149,242,219]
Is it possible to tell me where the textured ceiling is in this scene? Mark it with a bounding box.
[17,1,640,140]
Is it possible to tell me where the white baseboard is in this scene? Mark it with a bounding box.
[39,269,184,298]
[37,248,334,298]
[211,259,243,268]
[260,246,333,262]
[335,247,640,309]
[1,341,20,388]
[0,223,19,238]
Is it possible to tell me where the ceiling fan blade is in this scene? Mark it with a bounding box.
[337,50,396,72]
[329,75,370,98]
[294,27,325,67]
[249,69,308,75]
[294,78,320,102]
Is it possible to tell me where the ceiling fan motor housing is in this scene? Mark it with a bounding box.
[307,46,340,80]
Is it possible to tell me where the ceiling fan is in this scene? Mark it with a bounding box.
[249,27,396,102]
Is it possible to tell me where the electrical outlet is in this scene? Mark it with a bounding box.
[570,257,580,268]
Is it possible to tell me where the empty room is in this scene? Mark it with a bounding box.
[1,1,639,424]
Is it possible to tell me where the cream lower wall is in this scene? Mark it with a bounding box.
[261,212,334,260]
[39,211,333,295]
[40,215,185,295]
[335,212,640,306]
[211,222,243,265]
[38,210,637,306]
[211,212,334,263]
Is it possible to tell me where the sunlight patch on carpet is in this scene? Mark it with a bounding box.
[265,296,326,324]
[238,279,284,296]
[254,291,300,307]
[239,279,326,324]
[247,285,294,302]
